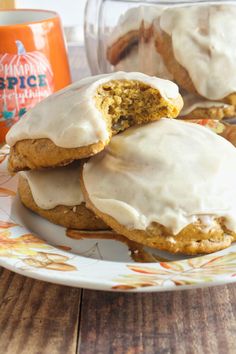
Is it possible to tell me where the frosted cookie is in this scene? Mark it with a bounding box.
[107,6,172,79]
[6,71,183,172]
[18,164,108,230]
[180,93,235,120]
[156,4,236,102]
[81,119,236,255]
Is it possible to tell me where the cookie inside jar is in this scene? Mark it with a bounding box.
[106,5,172,79]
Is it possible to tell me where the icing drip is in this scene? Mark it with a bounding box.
[6,71,180,148]
[83,119,236,235]
[160,4,236,99]
[21,164,83,209]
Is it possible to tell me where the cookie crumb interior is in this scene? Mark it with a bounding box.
[95,80,177,134]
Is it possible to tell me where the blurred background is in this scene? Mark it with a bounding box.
[0,0,87,44]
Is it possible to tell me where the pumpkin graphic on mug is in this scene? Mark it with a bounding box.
[0,40,54,138]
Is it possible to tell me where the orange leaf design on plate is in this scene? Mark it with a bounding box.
[0,187,16,197]
[15,234,47,245]
[185,253,236,278]
[160,261,184,272]
[113,274,163,289]
[0,220,18,228]
[0,155,6,164]
[173,279,205,286]
[127,265,168,275]
[135,281,158,287]
[23,252,65,264]
[188,257,209,269]
[112,285,137,290]
[201,253,236,267]
[45,253,69,262]
[0,232,51,257]
[173,279,186,286]
[45,263,76,271]
[23,258,45,268]
[23,252,76,271]
[0,229,12,239]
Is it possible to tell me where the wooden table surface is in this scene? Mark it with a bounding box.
[0,46,236,354]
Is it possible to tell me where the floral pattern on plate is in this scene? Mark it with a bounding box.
[0,144,236,292]
[112,253,236,290]
[0,220,76,271]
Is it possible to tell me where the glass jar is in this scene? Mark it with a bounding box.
[84,0,236,120]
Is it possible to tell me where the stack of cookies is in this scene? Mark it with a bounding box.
[6,72,236,255]
[6,72,182,230]
[107,3,236,121]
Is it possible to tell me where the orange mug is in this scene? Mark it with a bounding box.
[0,9,71,143]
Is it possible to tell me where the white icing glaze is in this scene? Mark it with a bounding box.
[115,39,173,80]
[83,118,236,235]
[20,164,83,210]
[108,5,163,45]
[160,4,236,100]
[180,92,230,116]
[6,72,180,147]
[198,215,220,233]
[6,75,109,148]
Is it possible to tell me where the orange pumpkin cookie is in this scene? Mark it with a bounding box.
[156,4,236,105]
[81,119,236,255]
[6,71,183,172]
[18,164,108,230]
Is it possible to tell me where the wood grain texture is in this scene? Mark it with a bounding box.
[78,285,236,354]
[0,269,81,354]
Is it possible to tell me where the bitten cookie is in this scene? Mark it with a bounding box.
[6,71,183,172]
[18,164,108,230]
[81,119,236,255]
[155,4,236,103]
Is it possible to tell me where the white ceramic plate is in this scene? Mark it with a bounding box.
[1,145,236,292]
